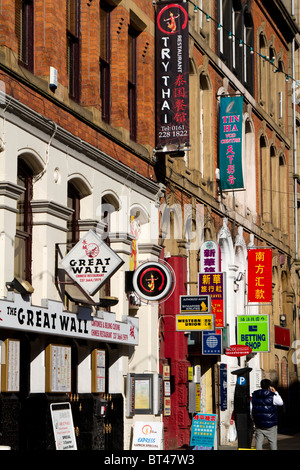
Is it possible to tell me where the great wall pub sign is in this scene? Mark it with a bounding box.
[155,0,190,152]
[61,230,124,297]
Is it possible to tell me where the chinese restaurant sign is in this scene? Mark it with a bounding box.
[198,273,226,328]
[60,230,124,297]
[155,1,190,151]
[247,248,272,303]
[219,95,244,191]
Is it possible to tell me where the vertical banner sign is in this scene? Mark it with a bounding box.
[199,240,221,273]
[219,95,244,191]
[155,1,190,151]
[198,273,226,328]
[247,248,272,303]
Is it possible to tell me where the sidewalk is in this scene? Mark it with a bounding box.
[219,428,300,450]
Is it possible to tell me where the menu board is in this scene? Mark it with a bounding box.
[91,349,106,393]
[45,344,71,393]
[1,339,20,392]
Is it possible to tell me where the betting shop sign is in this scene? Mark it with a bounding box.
[60,230,124,297]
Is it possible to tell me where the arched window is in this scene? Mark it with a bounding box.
[258,32,268,108]
[259,134,271,223]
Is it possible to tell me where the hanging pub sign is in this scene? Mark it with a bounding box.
[199,240,221,273]
[198,272,226,328]
[155,0,190,152]
[132,260,174,302]
[60,230,124,297]
[247,248,272,303]
[219,95,244,191]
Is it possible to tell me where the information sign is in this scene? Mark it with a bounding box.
[202,331,222,355]
[190,413,217,450]
[180,295,211,313]
[176,314,214,331]
[50,403,77,450]
[132,421,163,450]
[237,315,270,352]
[198,272,226,327]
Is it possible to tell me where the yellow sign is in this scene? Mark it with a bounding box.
[176,314,215,331]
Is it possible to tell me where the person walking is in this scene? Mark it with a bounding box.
[251,379,283,450]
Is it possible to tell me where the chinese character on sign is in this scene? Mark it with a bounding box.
[247,248,272,303]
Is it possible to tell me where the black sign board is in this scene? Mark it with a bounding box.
[155,1,190,152]
[180,295,211,313]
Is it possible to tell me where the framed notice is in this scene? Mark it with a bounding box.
[91,349,106,393]
[45,344,71,393]
[1,339,20,392]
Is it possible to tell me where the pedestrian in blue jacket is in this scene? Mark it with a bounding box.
[251,379,283,450]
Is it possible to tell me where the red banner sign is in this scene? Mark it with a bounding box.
[247,248,272,303]
[225,345,252,357]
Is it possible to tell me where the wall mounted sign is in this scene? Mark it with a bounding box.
[190,413,217,450]
[237,315,270,352]
[219,95,244,191]
[247,248,272,303]
[176,313,214,331]
[91,349,106,394]
[202,331,222,355]
[199,240,221,273]
[132,260,174,302]
[60,230,124,297]
[45,344,72,393]
[155,0,190,152]
[198,272,226,328]
[1,339,20,392]
[132,421,163,450]
[0,293,138,345]
[180,295,211,313]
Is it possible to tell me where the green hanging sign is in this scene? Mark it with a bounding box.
[237,315,270,352]
[219,95,244,191]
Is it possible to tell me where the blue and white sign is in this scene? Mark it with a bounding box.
[202,331,222,355]
[237,376,247,386]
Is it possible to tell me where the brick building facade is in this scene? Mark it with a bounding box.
[0,0,299,451]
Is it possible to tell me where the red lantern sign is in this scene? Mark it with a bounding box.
[247,248,272,303]
[225,345,252,357]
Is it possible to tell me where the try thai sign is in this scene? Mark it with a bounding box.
[60,230,124,296]
[247,248,272,303]
[219,95,244,191]
[155,1,190,152]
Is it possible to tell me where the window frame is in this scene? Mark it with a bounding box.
[15,160,33,283]
[100,1,112,123]
[67,0,81,102]
[15,0,34,71]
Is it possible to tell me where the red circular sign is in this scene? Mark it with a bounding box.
[157,3,188,35]
[132,261,174,302]
[225,345,252,357]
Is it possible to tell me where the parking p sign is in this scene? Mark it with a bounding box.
[237,315,270,352]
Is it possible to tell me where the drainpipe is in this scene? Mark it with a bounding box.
[292,0,298,260]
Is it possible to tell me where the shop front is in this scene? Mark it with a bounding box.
[0,292,138,450]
